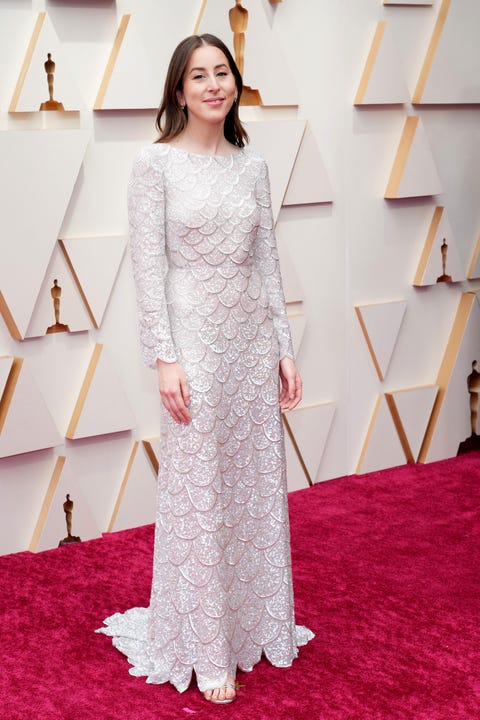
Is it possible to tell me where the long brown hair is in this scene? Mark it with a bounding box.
[155,34,249,148]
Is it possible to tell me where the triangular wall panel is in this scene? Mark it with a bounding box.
[66,344,135,440]
[30,456,101,552]
[355,300,407,381]
[354,21,410,105]
[9,12,84,112]
[283,124,333,205]
[385,385,438,462]
[0,130,90,339]
[356,394,407,474]
[25,243,92,338]
[288,312,307,357]
[94,14,159,110]
[413,0,480,104]
[385,116,443,199]
[420,292,480,462]
[0,356,62,458]
[285,403,336,484]
[467,234,480,280]
[245,120,305,222]
[108,441,157,532]
[414,206,465,286]
[59,236,127,328]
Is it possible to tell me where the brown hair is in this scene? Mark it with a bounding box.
[155,34,248,148]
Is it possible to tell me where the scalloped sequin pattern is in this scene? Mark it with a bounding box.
[96,145,313,692]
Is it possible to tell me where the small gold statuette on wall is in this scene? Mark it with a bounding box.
[40,53,65,111]
[457,360,480,455]
[46,279,70,334]
[436,238,452,283]
[58,494,81,546]
[229,1,262,106]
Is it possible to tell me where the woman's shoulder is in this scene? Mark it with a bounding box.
[130,143,171,177]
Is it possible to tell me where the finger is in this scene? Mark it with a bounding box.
[161,388,189,423]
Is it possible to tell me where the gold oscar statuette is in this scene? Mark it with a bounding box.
[40,53,65,111]
[229,1,262,106]
[58,494,81,547]
[436,238,452,283]
[46,279,70,334]
[457,360,480,455]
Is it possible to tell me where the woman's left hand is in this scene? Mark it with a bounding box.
[279,357,302,411]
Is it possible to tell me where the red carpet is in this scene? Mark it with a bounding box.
[1,453,479,720]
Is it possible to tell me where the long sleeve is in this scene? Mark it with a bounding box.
[254,160,295,361]
[128,147,177,367]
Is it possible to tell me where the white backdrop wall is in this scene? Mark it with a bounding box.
[1,0,479,555]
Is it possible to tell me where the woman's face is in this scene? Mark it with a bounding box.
[178,44,237,128]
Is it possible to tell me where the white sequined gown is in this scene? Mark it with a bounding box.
[96,144,313,692]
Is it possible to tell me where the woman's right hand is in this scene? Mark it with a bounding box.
[157,360,191,424]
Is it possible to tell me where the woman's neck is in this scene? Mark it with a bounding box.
[171,120,232,156]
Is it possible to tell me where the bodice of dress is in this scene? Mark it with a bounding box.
[128,144,294,368]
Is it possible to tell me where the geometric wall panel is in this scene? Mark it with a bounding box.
[384,116,443,199]
[467,233,480,280]
[413,0,480,104]
[419,292,480,462]
[246,120,306,223]
[59,236,127,328]
[108,441,157,533]
[356,394,407,474]
[25,243,92,338]
[29,456,101,552]
[284,422,310,493]
[285,402,336,485]
[0,356,62,459]
[276,227,304,304]
[66,344,135,440]
[94,14,159,110]
[385,385,438,462]
[0,130,90,339]
[354,21,410,105]
[9,12,84,112]
[287,312,307,358]
[355,300,407,381]
[197,0,300,106]
[283,124,333,205]
[413,206,465,286]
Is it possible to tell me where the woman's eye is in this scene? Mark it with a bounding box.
[217,72,228,77]
[193,74,204,80]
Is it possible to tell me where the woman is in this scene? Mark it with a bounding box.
[97,33,313,705]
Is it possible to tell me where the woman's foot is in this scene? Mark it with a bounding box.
[203,676,237,704]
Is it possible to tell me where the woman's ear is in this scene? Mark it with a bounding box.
[176,91,185,109]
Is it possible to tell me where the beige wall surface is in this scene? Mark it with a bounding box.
[1,0,479,554]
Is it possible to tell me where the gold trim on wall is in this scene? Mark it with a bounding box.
[29,455,65,552]
[0,357,23,434]
[9,12,45,112]
[356,393,382,474]
[418,292,476,462]
[65,344,103,438]
[413,205,443,286]
[0,293,22,340]
[412,0,451,104]
[94,14,131,110]
[354,21,386,105]
[385,116,418,199]
[282,413,313,487]
[142,439,160,475]
[58,239,98,329]
[108,441,139,532]
[385,392,414,463]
